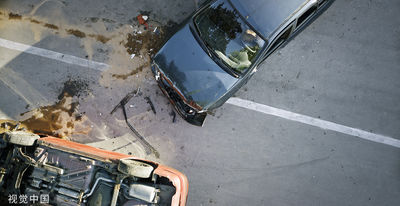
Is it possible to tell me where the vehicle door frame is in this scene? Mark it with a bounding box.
[260,0,323,62]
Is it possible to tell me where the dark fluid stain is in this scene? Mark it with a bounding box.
[90,17,99,23]
[30,18,41,24]
[88,34,111,43]
[8,12,22,20]
[44,23,59,30]
[66,29,86,38]
[101,18,115,23]
[58,78,90,100]
[112,62,150,80]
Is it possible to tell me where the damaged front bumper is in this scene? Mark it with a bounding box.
[151,63,207,126]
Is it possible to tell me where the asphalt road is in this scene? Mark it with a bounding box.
[0,0,399,205]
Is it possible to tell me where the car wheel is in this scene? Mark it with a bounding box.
[118,159,154,178]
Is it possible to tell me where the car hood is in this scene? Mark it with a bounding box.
[153,23,238,110]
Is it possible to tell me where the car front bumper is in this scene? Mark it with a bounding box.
[151,63,207,126]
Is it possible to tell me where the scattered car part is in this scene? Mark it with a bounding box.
[3,131,39,146]
[118,158,154,178]
[111,91,160,157]
[137,14,149,30]
[151,0,335,126]
[110,90,138,115]
[144,96,156,114]
[170,110,177,123]
[0,131,188,205]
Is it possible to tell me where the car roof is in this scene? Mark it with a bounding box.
[229,0,309,38]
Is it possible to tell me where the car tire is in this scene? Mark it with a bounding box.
[118,159,154,178]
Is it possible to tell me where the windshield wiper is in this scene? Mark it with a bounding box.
[202,41,213,58]
[193,22,213,58]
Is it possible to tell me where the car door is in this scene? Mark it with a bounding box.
[242,21,295,86]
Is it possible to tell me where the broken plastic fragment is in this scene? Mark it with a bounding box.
[130,54,136,59]
[137,14,149,29]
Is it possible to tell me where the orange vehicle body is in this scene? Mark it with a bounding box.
[38,137,189,206]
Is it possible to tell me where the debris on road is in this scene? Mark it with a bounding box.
[137,14,149,30]
[110,91,160,157]
[170,110,177,123]
[145,96,156,114]
[110,90,137,115]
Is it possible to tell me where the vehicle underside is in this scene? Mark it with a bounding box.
[0,131,177,205]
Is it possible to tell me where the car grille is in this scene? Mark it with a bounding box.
[159,76,193,114]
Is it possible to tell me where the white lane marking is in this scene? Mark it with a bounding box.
[2,38,398,148]
[0,67,47,105]
[0,38,109,71]
[227,97,400,148]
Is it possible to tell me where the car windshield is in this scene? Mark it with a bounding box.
[194,0,266,74]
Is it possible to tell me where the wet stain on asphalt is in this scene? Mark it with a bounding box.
[66,29,86,38]
[57,78,90,100]
[8,12,22,20]
[44,23,59,30]
[17,78,92,138]
[2,12,115,44]
[88,34,111,43]
[20,94,89,138]
[112,62,150,80]
[30,18,40,24]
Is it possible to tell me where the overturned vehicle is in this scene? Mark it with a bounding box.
[0,131,188,205]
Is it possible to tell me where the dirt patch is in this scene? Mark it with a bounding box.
[8,12,22,20]
[112,62,150,80]
[44,23,59,30]
[66,29,86,38]
[57,78,90,100]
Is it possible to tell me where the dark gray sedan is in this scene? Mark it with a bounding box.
[151,0,334,126]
